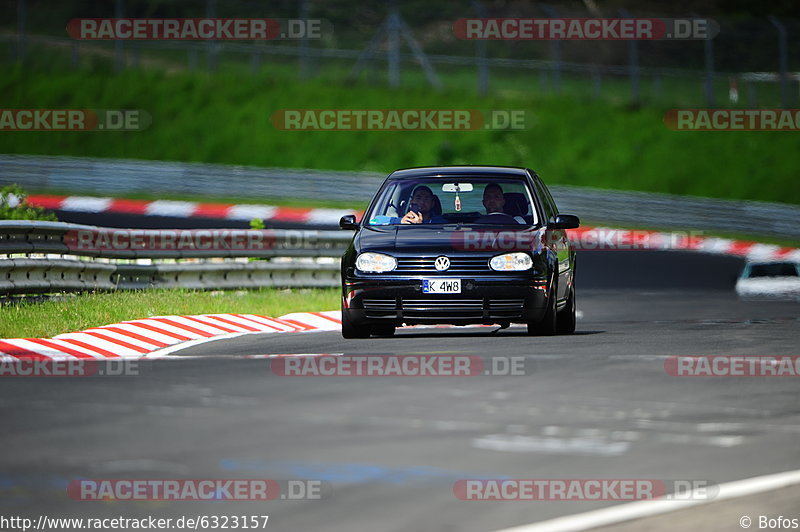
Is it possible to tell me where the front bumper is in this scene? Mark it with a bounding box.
[343,276,549,326]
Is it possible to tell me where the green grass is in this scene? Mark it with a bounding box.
[0,288,339,339]
[1,64,799,205]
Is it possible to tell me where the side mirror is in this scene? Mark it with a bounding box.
[549,214,580,230]
[339,215,359,230]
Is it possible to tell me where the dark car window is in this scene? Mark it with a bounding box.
[538,176,560,216]
[531,175,556,223]
[365,178,539,226]
[366,181,403,219]
[747,263,800,278]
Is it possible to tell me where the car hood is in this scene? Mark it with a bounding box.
[355,225,547,254]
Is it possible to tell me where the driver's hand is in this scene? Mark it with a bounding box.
[401,211,422,224]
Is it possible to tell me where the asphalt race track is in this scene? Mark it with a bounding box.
[2,252,799,531]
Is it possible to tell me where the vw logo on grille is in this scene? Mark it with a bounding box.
[434,256,450,271]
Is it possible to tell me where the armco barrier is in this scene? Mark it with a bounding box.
[0,154,382,203]
[0,258,117,294]
[1,220,346,294]
[0,221,352,258]
[113,261,340,290]
[0,258,340,294]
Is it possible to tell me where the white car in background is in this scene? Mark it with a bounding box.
[736,261,800,299]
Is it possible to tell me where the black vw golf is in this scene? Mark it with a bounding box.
[338,166,579,338]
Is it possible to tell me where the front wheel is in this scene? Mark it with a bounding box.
[556,283,576,335]
[341,305,371,339]
[527,278,557,336]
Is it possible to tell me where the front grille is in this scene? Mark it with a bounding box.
[395,256,490,274]
[362,297,525,320]
[362,298,398,318]
[402,299,484,312]
[489,299,525,310]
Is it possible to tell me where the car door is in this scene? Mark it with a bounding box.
[532,174,571,303]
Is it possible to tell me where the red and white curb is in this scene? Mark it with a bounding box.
[25,194,362,225]
[567,226,800,262]
[0,311,343,361]
[0,310,512,361]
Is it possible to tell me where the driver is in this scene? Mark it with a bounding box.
[482,183,506,215]
[480,184,525,224]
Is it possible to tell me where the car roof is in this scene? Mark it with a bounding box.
[388,166,532,180]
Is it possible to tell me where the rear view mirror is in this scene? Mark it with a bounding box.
[442,183,473,192]
[549,214,580,230]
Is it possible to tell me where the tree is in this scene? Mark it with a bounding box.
[0,184,58,221]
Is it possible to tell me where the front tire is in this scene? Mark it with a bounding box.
[556,282,576,335]
[527,278,557,336]
[341,304,371,339]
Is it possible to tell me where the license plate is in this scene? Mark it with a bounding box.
[422,279,461,294]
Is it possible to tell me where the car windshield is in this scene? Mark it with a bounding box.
[365,177,538,226]
[746,262,800,278]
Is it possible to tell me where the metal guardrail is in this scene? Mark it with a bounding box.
[0,221,346,294]
[115,261,339,290]
[0,258,117,294]
[552,186,800,240]
[3,155,800,239]
[0,154,382,203]
[0,220,353,257]
[0,259,341,294]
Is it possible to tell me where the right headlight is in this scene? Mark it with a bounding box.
[489,252,533,271]
[355,252,397,273]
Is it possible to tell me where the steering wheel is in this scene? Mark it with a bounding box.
[473,212,519,224]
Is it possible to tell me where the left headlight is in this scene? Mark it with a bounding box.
[489,252,533,271]
[355,252,397,273]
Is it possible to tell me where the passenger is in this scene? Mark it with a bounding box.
[400,186,445,224]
